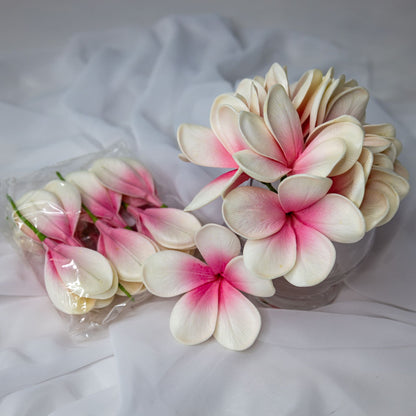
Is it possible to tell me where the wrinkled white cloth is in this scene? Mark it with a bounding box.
[0,14,415,416]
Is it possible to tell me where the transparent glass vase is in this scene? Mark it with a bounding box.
[257,229,375,310]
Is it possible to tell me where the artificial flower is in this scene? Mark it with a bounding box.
[90,157,162,208]
[95,220,159,282]
[66,170,127,228]
[126,205,202,250]
[142,224,275,351]
[13,184,81,246]
[177,63,367,211]
[233,85,364,183]
[43,238,118,299]
[223,175,365,286]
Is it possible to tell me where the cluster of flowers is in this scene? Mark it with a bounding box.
[10,157,273,351]
[8,63,410,352]
[175,63,410,286]
[9,158,202,315]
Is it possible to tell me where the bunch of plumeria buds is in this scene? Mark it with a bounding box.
[8,158,203,316]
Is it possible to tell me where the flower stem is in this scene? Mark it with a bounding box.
[7,195,48,242]
[261,182,278,193]
[118,282,134,300]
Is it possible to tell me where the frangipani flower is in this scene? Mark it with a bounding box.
[13,184,81,246]
[142,224,275,351]
[127,206,202,250]
[234,85,364,183]
[96,220,158,282]
[66,170,127,228]
[43,239,118,299]
[90,157,162,208]
[223,175,366,286]
[178,63,366,211]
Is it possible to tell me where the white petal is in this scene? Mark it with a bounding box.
[222,186,286,239]
[94,296,115,309]
[300,69,332,131]
[307,116,364,176]
[44,180,81,236]
[373,153,394,170]
[291,69,323,113]
[363,123,395,138]
[326,86,369,122]
[307,73,333,132]
[93,264,119,300]
[284,219,336,287]
[239,111,286,162]
[224,256,275,296]
[277,174,332,213]
[243,221,296,279]
[96,221,158,282]
[195,224,241,275]
[367,180,400,227]
[369,167,410,200]
[264,84,304,165]
[170,281,219,345]
[66,170,122,222]
[210,95,249,154]
[297,193,365,243]
[233,149,290,183]
[142,250,215,297]
[292,137,347,177]
[360,187,390,231]
[139,208,201,250]
[184,169,244,211]
[177,124,237,168]
[264,63,289,94]
[214,280,261,351]
[363,134,391,153]
[329,162,366,206]
[44,252,96,315]
[50,245,115,298]
[358,147,374,182]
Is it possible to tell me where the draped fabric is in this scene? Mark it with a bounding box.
[0,15,415,415]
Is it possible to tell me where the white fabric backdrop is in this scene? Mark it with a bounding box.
[0,14,415,415]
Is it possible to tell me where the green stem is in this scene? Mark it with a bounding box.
[118,282,134,299]
[261,182,278,193]
[55,171,65,181]
[7,195,48,242]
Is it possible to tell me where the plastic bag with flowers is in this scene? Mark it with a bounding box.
[2,141,202,338]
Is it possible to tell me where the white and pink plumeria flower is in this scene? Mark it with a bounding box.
[96,220,158,284]
[126,205,202,251]
[13,181,81,246]
[142,224,275,351]
[65,170,127,228]
[177,63,369,212]
[223,174,366,286]
[91,157,163,208]
[234,86,364,184]
[43,238,119,314]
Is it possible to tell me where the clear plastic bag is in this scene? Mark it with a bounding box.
[1,141,162,340]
